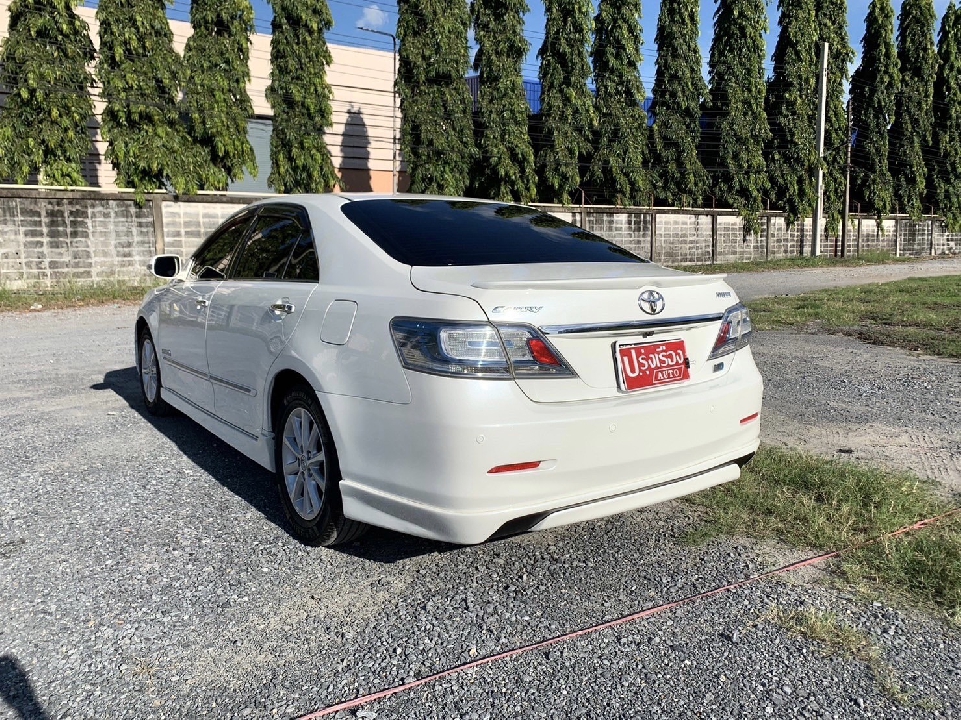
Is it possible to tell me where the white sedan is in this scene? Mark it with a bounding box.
[136,195,762,546]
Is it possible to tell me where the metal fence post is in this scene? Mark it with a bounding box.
[151,197,165,255]
[711,213,718,264]
[650,212,657,262]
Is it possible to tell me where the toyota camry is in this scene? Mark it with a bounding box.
[136,195,762,546]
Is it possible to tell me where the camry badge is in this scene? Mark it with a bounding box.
[491,306,543,314]
[638,289,666,316]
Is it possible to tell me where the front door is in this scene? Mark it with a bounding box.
[158,213,255,409]
[205,209,319,434]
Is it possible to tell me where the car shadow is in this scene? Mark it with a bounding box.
[0,654,51,720]
[92,367,459,563]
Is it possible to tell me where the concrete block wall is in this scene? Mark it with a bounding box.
[0,191,957,287]
[0,194,156,285]
[764,216,801,259]
[652,213,712,264]
[583,210,654,260]
[715,216,763,263]
[940,225,961,254]
[161,200,248,259]
[856,219,899,254]
[897,219,932,256]
[787,219,813,257]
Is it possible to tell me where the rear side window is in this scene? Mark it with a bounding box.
[284,233,319,281]
[340,199,647,266]
[232,215,303,280]
[191,217,252,280]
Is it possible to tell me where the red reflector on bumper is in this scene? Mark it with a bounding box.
[488,461,542,474]
[740,412,760,425]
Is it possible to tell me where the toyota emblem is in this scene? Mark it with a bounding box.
[638,289,666,315]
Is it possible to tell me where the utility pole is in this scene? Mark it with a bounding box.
[811,41,829,256]
[359,27,399,194]
[841,98,852,257]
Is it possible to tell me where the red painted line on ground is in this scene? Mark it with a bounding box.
[297,507,961,719]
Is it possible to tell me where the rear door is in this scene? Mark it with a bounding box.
[204,206,318,434]
[158,212,255,408]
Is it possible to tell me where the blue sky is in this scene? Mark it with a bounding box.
[161,0,948,86]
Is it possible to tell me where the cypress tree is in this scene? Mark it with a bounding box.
[471,0,537,202]
[650,0,707,207]
[888,0,937,219]
[930,3,961,230]
[538,0,596,204]
[850,0,899,217]
[181,0,258,190]
[98,0,213,196]
[0,0,95,186]
[701,0,769,231]
[818,0,854,230]
[267,0,338,193]
[765,0,819,225]
[590,0,650,206]
[397,0,475,195]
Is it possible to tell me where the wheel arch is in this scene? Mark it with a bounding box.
[265,363,347,477]
[134,315,151,371]
[264,359,333,439]
[268,368,313,433]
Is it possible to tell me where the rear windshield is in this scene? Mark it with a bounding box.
[340,199,647,266]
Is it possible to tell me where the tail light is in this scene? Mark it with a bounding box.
[390,318,575,379]
[708,304,753,360]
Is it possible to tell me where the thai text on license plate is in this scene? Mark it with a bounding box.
[616,339,690,392]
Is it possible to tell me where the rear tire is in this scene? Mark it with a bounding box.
[138,328,171,416]
[274,384,369,547]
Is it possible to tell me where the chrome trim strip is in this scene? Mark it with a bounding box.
[546,461,739,515]
[540,313,725,336]
[209,373,257,397]
[163,356,207,380]
[163,357,256,397]
[164,387,260,441]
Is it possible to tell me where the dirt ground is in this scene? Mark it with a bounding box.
[752,329,961,495]
[726,256,961,301]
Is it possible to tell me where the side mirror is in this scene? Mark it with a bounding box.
[150,254,181,278]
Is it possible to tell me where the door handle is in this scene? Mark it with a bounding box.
[270,300,295,316]
[196,298,209,309]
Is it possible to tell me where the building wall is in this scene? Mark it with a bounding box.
[0,1,403,194]
[1,191,957,288]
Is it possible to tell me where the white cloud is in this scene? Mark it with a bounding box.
[357,4,388,30]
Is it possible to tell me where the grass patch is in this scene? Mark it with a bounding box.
[769,606,877,662]
[747,275,961,359]
[688,446,961,621]
[679,250,915,275]
[767,606,907,701]
[0,279,162,312]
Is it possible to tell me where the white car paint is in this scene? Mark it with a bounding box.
[137,193,763,544]
[204,280,316,434]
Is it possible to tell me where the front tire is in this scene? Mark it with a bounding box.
[274,384,368,547]
[138,328,170,416]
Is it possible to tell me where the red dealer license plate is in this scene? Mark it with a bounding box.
[616,339,691,392]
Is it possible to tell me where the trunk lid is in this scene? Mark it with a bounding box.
[410,262,740,402]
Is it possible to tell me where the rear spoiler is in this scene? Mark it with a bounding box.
[471,274,727,291]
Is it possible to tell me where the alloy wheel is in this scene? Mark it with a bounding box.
[140,337,159,403]
[281,407,327,521]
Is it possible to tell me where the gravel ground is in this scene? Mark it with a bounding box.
[1,303,960,719]
[753,331,961,493]
[725,256,961,302]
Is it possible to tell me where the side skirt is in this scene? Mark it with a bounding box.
[161,387,275,472]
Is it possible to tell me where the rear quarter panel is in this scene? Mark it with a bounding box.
[265,200,491,430]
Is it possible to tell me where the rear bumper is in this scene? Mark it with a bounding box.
[324,349,763,544]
